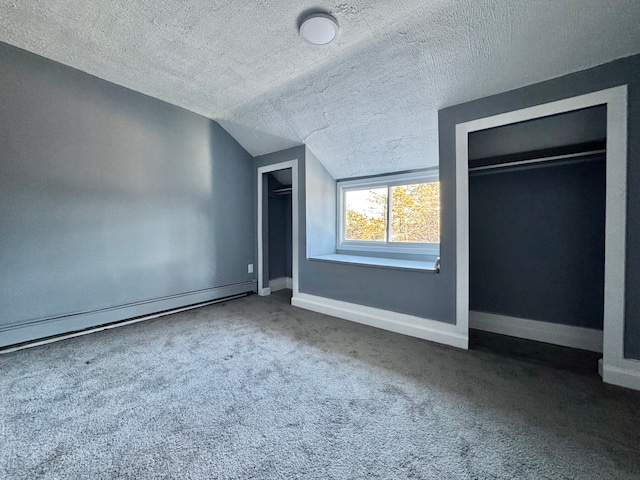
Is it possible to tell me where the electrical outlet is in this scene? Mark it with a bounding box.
[248,264,254,273]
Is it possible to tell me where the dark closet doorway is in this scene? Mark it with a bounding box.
[467,105,607,364]
[260,168,293,299]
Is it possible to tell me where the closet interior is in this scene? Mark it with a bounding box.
[266,170,293,291]
[468,105,607,346]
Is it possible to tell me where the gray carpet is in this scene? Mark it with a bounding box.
[1,293,639,479]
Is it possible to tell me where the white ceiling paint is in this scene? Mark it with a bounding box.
[1,0,639,178]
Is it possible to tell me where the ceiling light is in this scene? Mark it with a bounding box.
[299,13,339,45]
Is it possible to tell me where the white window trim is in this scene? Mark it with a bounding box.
[337,170,440,256]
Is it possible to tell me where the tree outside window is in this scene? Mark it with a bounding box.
[343,179,440,246]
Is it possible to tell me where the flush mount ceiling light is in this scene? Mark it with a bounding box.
[299,13,339,45]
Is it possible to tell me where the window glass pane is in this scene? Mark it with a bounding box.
[344,188,387,242]
[390,182,440,243]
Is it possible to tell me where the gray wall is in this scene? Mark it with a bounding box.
[469,158,606,329]
[439,53,640,359]
[300,153,455,322]
[254,145,454,322]
[0,42,255,347]
[305,148,336,257]
[469,108,607,329]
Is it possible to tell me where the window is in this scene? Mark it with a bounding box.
[338,171,440,255]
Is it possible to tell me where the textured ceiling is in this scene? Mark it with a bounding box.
[1,1,639,178]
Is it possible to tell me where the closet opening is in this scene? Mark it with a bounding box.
[257,160,298,302]
[455,86,629,387]
[266,169,293,301]
[467,106,607,370]
[454,87,631,387]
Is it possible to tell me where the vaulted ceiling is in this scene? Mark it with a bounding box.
[1,0,639,178]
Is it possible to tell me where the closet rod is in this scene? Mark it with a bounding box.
[468,149,606,173]
[273,187,292,195]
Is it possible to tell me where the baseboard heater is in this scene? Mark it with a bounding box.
[0,293,250,354]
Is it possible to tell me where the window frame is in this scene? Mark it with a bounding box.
[337,170,440,256]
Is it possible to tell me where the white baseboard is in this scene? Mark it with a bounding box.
[469,311,603,352]
[268,277,292,292]
[258,287,271,296]
[292,293,468,349]
[602,360,640,391]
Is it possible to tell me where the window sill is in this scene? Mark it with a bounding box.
[337,246,439,261]
[308,254,439,272]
